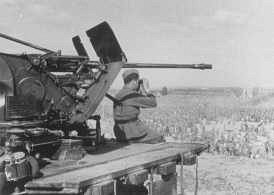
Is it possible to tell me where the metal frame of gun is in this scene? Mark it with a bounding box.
[0,22,213,125]
[0,31,212,72]
[0,32,54,53]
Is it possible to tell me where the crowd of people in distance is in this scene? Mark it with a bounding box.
[139,95,274,159]
[98,93,274,159]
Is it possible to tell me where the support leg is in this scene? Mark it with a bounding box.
[194,155,198,195]
[180,155,184,195]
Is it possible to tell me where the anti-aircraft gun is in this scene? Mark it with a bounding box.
[0,22,211,194]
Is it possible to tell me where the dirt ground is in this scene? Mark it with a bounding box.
[181,153,274,195]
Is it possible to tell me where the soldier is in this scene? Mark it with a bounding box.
[113,69,164,143]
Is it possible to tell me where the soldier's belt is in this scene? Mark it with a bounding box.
[114,117,138,124]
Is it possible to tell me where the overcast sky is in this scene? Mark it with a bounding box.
[0,0,273,89]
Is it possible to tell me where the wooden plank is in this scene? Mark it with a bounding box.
[41,143,170,176]
[42,142,208,177]
[27,147,178,186]
[26,142,208,192]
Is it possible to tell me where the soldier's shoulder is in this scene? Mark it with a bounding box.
[115,88,126,99]
[116,87,130,97]
[115,88,141,100]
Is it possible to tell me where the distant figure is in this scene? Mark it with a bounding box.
[161,86,168,96]
[113,69,163,143]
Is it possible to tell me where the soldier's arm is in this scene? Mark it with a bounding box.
[123,93,157,108]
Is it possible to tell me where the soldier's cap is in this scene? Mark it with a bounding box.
[122,69,139,83]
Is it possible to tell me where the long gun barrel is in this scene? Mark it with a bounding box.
[124,63,212,70]
[0,32,54,53]
[0,32,212,70]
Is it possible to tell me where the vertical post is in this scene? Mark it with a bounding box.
[180,154,184,195]
[194,155,199,195]
[148,170,154,195]
[114,179,117,195]
[93,115,101,145]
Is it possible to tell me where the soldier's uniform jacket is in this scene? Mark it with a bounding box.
[113,86,159,142]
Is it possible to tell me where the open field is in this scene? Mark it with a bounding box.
[96,89,274,194]
[182,153,274,195]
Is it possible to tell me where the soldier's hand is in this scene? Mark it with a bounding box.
[139,78,150,95]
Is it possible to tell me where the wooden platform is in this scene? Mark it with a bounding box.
[25,142,208,194]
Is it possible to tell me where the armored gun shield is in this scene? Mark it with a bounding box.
[70,22,125,123]
[72,36,89,57]
[86,21,125,64]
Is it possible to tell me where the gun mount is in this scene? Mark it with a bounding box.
[0,21,211,127]
[0,21,212,194]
